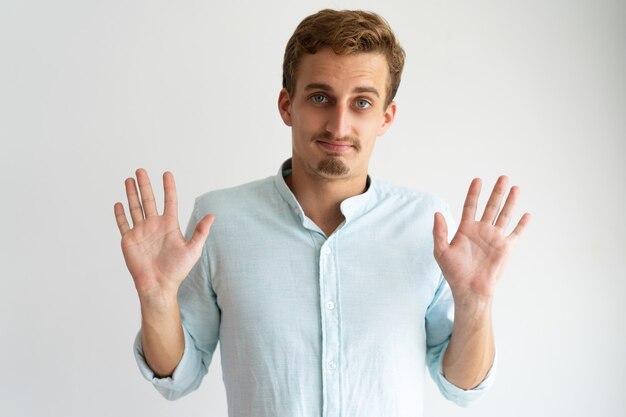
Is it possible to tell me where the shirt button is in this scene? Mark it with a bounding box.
[322,246,331,255]
[328,361,337,370]
[326,301,335,310]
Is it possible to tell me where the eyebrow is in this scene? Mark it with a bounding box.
[304,83,380,98]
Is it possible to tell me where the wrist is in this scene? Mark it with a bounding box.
[138,289,179,314]
[451,290,494,326]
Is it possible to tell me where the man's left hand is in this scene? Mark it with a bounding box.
[433,176,531,299]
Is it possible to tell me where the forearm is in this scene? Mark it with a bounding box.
[140,295,185,378]
[443,292,495,390]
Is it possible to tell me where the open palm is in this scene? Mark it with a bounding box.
[433,176,530,298]
[114,169,214,302]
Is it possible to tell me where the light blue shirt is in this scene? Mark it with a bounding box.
[134,159,495,416]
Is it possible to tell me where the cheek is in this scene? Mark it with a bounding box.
[300,115,328,137]
[292,108,315,128]
[291,117,319,145]
[354,115,384,136]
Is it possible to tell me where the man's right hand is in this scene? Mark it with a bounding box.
[114,169,214,308]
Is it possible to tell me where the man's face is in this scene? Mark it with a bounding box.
[278,48,396,182]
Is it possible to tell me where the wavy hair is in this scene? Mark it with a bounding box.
[282,9,405,106]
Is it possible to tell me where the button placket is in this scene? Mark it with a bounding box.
[319,239,340,416]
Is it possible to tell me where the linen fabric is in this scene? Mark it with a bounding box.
[134,159,495,416]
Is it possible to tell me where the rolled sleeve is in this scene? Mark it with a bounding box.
[430,340,497,407]
[133,324,208,401]
[425,264,496,406]
[131,199,220,400]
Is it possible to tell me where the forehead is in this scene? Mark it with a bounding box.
[294,48,389,93]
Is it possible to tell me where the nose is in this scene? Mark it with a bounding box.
[325,103,352,139]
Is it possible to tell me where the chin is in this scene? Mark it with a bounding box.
[317,157,350,177]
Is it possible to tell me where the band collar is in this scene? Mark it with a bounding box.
[273,158,374,225]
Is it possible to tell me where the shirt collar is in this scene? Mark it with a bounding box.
[273,158,374,224]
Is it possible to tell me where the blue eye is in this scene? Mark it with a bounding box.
[310,94,328,104]
[355,99,371,109]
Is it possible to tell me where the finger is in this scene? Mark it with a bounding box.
[114,202,131,236]
[187,214,215,255]
[125,177,144,226]
[507,212,531,244]
[461,178,482,222]
[480,175,508,224]
[494,185,519,230]
[432,212,449,259]
[162,171,178,219]
[136,168,158,218]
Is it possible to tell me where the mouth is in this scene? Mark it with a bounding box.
[316,140,354,153]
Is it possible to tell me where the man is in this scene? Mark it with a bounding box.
[114,9,530,417]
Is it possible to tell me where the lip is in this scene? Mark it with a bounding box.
[316,140,354,153]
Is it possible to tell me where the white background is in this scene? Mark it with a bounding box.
[1,0,624,416]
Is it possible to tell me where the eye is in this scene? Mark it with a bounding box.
[309,93,329,104]
[355,98,372,109]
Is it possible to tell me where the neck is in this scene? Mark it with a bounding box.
[285,158,368,236]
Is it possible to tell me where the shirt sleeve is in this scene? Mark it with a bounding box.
[132,199,221,400]
[424,204,497,407]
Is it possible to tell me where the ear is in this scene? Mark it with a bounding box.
[278,88,293,126]
[376,101,397,136]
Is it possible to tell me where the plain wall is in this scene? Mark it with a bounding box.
[1,0,624,416]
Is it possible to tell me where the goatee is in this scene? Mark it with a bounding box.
[317,157,349,176]
[312,132,360,176]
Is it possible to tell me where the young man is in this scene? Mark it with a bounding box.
[114,9,529,417]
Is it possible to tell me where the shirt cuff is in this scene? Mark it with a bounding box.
[133,325,203,400]
[434,343,498,407]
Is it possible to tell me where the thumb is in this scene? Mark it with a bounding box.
[433,212,449,258]
[188,214,215,252]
